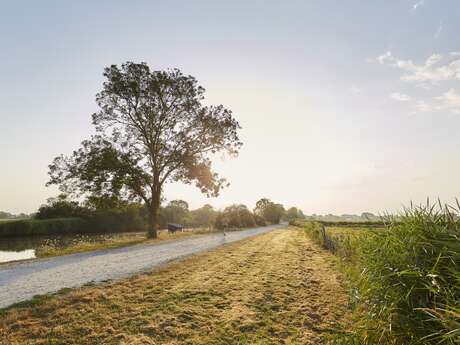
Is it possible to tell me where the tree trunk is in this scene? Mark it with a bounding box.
[147,191,161,239]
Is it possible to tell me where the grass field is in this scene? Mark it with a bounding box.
[0,227,350,344]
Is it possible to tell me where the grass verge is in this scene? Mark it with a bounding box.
[0,227,350,345]
[34,229,211,258]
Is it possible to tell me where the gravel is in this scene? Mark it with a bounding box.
[0,224,285,308]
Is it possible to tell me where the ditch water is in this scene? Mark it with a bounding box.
[0,232,145,264]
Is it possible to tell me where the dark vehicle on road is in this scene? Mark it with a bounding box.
[167,223,184,233]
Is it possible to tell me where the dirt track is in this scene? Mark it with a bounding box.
[0,224,284,308]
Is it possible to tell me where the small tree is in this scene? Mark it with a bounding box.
[254,198,285,224]
[214,204,255,229]
[187,204,217,228]
[361,212,377,221]
[36,194,88,219]
[285,206,305,221]
[48,62,242,238]
[161,200,189,225]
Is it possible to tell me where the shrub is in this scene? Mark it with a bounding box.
[185,204,217,228]
[159,200,190,228]
[0,218,89,238]
[284,207,305,221]
[254,198,285,224]
[254,214,267,226]
[214,204,256,230]
[0,204,147,238]
[89,205,146,233]
[35,195,89,219]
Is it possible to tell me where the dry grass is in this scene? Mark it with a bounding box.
[0,227,350,344]
[35,229,212,258]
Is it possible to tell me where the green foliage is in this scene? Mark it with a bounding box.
[214,204,256,230]
[0,212,147,238]
[6,194,274,238]
[317,220,389,227]
[47,62,242,238]
[306,213,383,223]
[0,218,89,238]
[0,211,31,220]
[184,204,217,228]
[290,219,324,245]
[36,194,89,219]
[160,200,189,227]
[253,214,267,226]
[90,204,146,233]
[350,203,460,345]
[292,202,460,345]
[1,197,148,237]
[284,207,305,221]
[254,198,285,224]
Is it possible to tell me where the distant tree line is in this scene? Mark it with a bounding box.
[0,211,32,220]
[34,195,306,231]
[305,212,381,222]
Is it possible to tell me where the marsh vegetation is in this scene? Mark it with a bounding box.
[292,202,460,344]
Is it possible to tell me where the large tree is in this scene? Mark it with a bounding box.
[48,62,242,238]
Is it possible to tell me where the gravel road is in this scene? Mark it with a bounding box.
[0,224,285,308]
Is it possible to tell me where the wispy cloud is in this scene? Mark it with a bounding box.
[434,21,443,39]
[412,0,425,11]
[373,51,460,83]
[413,89,460,114]
[390,92,412,101]
[375,52,460,114]
[436,88,460,109]
[349,86,362,95]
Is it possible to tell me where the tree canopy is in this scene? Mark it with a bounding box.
[47,62,242,237]
[254,198,285,224]
[161,200,189,225]
[284,207,305,221]
[36,194,88,220]
[214,204,257,229]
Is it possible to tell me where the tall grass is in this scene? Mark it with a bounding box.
[292,202,460,344]
[352,202,460,344]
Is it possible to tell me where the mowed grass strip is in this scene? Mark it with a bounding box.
[0,228,350,345]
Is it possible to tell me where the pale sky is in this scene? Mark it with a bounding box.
[1,1,460,215]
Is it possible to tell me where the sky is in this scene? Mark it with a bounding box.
[1,0,460,215]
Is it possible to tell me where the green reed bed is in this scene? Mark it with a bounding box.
[291,203,460,344]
